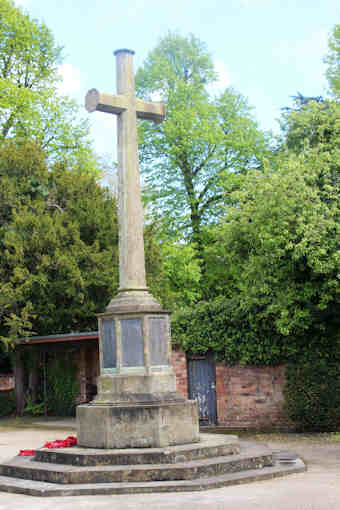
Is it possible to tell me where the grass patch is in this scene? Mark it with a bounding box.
[331,433,340,441]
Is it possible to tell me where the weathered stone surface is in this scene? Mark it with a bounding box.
[95,373,178,400]
[87,50,165,294]
[79,50,199,450]
[0,451,273,484]
[34,434,240,466]
[77,401,199,449]
[0,438,307,497]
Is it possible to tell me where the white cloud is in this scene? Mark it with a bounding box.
[208,60,231,96]
[215,60,231,89]
[90,113,117,159]
[13,0,31,7]
[57,63,82,95]
[150,91,162,102]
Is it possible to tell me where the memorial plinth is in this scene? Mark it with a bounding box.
[77,49,199,449]
[77,300,199,449]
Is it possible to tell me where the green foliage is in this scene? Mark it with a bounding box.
[0,0,99,174]
[172,296,292,365]
[0,343,12,371]
[0,390,15,417]
[144,224,201,311]
[174,95,340,364]
[281,98,340,161]
[24,396,44,416]
[46,354,79,417]
[0,140,119,345]
[284,358,340,432]
[136,32,269,264]
[325,24,340,97]
[212,146,340,338]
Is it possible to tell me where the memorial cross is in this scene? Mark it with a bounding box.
[85,49,165,293]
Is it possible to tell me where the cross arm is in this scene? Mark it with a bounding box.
[85,88,128,114]
[136,99,166,123]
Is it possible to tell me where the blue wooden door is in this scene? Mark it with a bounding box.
[187,356,217,425]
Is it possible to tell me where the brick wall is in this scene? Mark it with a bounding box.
[0,374,14,391]
[215,363,291,429]
[171,351,188,398]
[172,350,292,430]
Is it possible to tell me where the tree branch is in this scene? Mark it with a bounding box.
[199,193,223,214]
[193,145,216,176]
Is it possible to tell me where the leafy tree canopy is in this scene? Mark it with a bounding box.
[325,23,340,97]
[0,140,184,346]
[215,147,340,341]
[173,141,339,365]
[280,95,340,159]
[0,0,99,175]
[0,140,119,346]
[136,32,269,258]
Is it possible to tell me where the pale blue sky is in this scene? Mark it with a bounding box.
[14,0,340,158]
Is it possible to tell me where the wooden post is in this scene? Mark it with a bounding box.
[14,348,25,416]
[28,347,40,403]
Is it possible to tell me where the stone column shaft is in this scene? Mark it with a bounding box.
[115,49,147,291]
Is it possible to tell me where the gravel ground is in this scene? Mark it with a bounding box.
[0,425,339,510]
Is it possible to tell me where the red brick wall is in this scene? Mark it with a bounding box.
[172,350,291,430]
[215,363,291,429]
[171,351,188,398]
[0,374,14,391]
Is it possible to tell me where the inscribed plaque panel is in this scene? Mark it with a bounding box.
[121,319,144,367]
[149,317,168,366]
[101,318,116,369]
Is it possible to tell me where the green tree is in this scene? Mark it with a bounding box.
[325,23,340,97]
[0,140,119,346]
[213,147,339,350]
[136,32,269,261]
[144,227,201,311]
[0,0,97,173]
[0,140,175,346]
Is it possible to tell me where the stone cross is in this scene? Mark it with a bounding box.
[78,50,199,450]
[85,49,165,293]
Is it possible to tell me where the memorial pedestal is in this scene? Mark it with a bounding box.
[77,399,199,449]
[77,290,199,449]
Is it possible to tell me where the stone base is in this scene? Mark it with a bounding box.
[77,400,199,448]
[106,289,164,314]
[0,435,307,496]
[94,372,181,404]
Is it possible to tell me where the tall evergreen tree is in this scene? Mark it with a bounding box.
[0,140,119,346]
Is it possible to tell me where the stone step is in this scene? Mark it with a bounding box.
[0,458,306,497]
[0,444,273,484]
[34,434,240,466]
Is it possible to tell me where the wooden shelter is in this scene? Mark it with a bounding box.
[14,332,99,416]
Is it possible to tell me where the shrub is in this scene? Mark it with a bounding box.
[171,296,292,366]
[46,355,79,417]
[284,358,340,432]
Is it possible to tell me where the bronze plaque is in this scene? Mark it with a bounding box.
[149,317,168,365]
[121,318,144,367]
[101,318,116,369]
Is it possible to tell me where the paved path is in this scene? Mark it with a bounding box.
[0,426,339,510]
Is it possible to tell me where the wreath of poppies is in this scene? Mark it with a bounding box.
[18,436,77,456]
